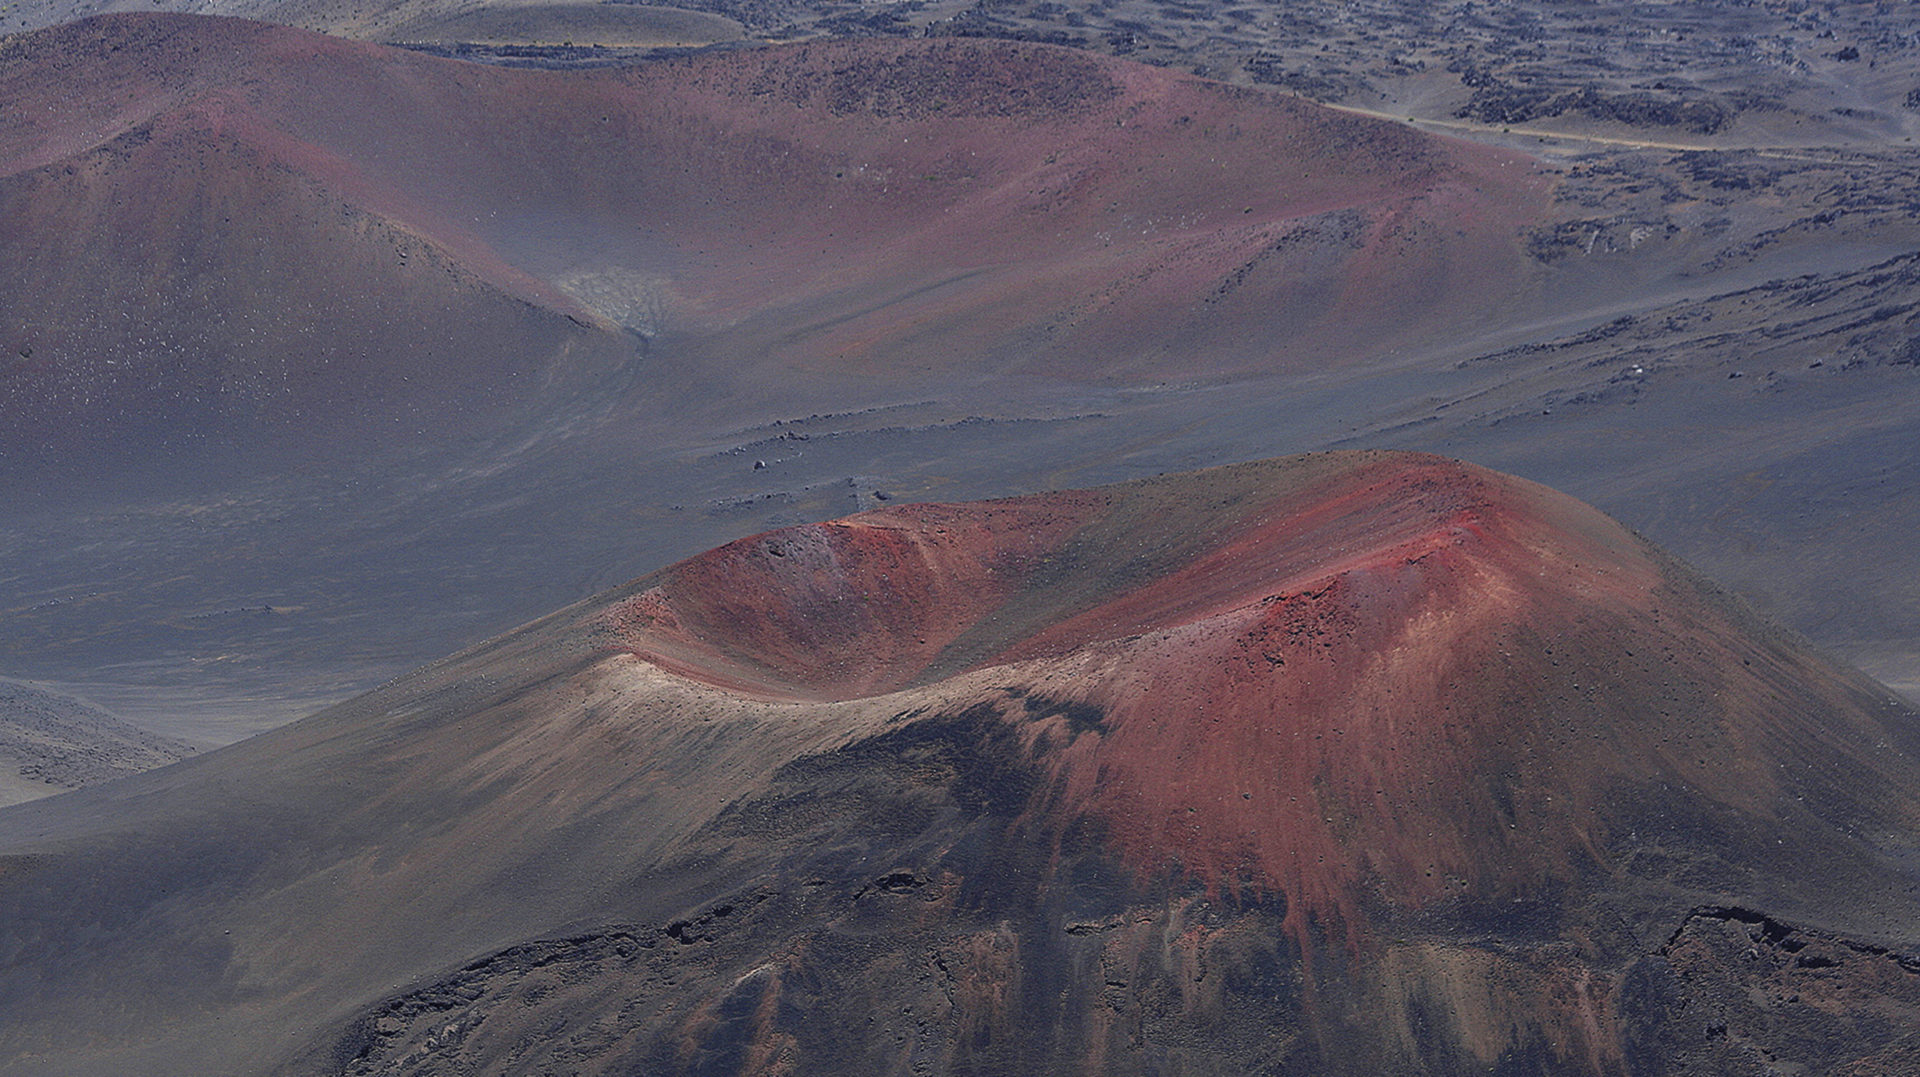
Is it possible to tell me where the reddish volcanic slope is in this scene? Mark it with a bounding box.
[598,451,1920,939]
[0,14,1549,472]
[0,452,1917,1076]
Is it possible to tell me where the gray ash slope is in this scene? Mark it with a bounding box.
[0,10,1918,755]
[0,679,195,806]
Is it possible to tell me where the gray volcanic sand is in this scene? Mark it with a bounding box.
[0,679,196,806]
[0,15,1915,758]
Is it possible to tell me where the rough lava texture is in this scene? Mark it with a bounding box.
[0,451,1916,1076]
[0,14,1548,477]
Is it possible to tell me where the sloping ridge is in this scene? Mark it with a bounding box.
[0,15,633,477]
[0,679,195,807]
[1,451,1918,1076]
[0,14,1549,483]
[601,451,1638,699]
[597,451,1920,933]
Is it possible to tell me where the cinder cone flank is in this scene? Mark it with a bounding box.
[0,15,1548,478]
[0,452,1915,1075]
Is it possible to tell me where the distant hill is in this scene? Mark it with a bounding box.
[5,1,1914,149]
[0,14,1545,480]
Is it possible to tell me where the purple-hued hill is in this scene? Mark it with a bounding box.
[0,14,1547,473]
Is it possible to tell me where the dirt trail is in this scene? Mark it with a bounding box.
[1321,101,1864,163]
